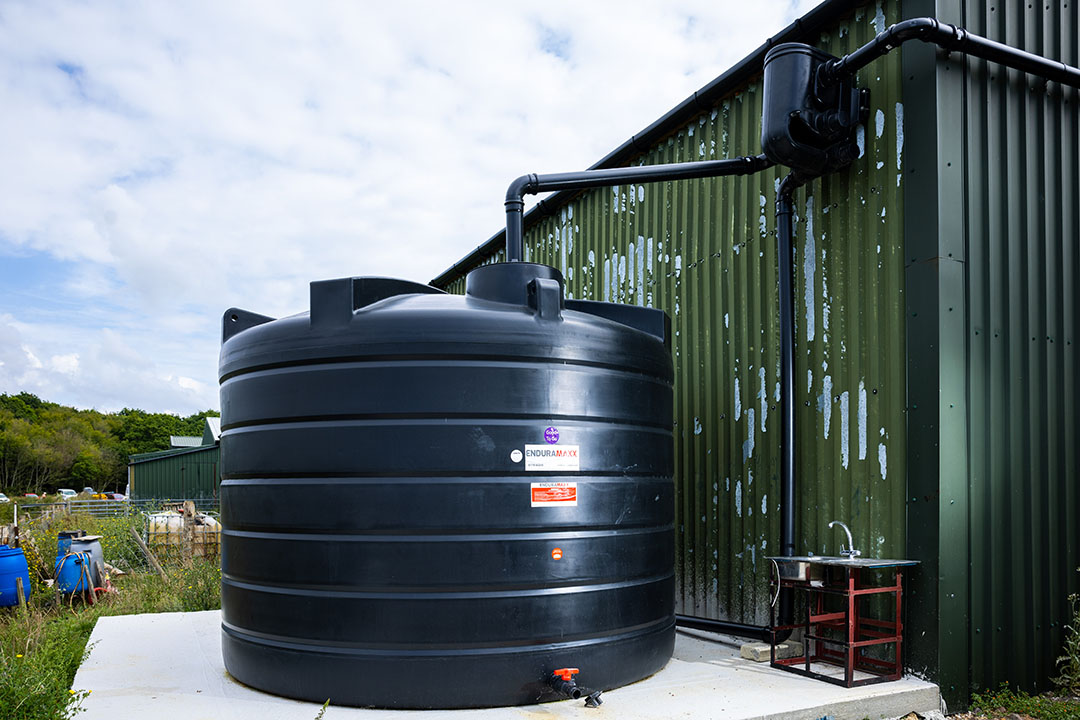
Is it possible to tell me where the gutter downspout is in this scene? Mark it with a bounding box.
[775,171,810,632]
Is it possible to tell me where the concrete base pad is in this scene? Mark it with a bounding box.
[73,611,940,720]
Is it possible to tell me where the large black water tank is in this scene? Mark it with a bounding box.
[218,262,674,708]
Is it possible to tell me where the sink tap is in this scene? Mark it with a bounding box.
[828,521,861,558]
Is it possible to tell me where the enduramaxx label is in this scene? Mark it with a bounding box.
[524,444,580,472]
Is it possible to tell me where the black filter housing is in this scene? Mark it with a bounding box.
[218,262,675,709]
[761,43,869,176]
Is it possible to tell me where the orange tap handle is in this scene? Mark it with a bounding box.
[553,667,579,682]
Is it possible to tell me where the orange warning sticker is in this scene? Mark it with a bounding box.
[530,481,578,507]
[551,547,563,560]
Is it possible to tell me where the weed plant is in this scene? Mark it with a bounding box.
[1054,573,1080,697]
[970,682,1080,720]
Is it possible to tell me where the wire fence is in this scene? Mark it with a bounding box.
[17,497,219,520]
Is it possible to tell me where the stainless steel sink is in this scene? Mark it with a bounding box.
[767,555,921,581]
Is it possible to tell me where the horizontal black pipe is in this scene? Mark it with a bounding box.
[675,614,772,643]
[504,155,774,262]
[822,17,1080,88]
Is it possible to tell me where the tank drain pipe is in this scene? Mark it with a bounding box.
[819,17,1080,88]
[504,155,774,262]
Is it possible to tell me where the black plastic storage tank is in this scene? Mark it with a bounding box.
[218,262,674,708]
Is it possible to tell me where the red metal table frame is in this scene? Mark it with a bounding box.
[769,566,905,687]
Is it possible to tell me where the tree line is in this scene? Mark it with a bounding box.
[0,392,219,495]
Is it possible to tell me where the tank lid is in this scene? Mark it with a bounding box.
[465,263,563,307]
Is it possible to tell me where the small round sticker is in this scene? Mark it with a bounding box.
[551,547,563,560]
[510,449,523,463]
[544,427,560,444]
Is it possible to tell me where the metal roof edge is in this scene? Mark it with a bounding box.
[128,443,220,465]
[429,0,868,289]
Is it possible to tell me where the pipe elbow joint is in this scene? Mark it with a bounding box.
[505,174,538,204]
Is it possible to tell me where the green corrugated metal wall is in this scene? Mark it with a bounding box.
[129,446,221,500]
[903,0,1080,704]
[441,1,908,627]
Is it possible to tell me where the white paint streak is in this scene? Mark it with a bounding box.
[895,102,904,175]
[875,109,885,138]
[856,125,865,157]
[873,3,886,33]
[759,366,768,432]
[724,312,729,328]
[694,417,702,435]
[743,408,755,462]
[858,380,868,461]
[821,375,833,439]
[734,377,742,421]
[803,196,816,343]
[761,494,768,515]
[878,442,888,480]
[839,390,850,469]
[636,238,645,306]
[735,480,742,517]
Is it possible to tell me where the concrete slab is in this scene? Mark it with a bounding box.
[73,611,940,720]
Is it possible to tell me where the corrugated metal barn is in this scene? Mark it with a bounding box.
[128,420,221,500]
[430,0,1079,708]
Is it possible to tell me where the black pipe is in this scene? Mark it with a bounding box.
[675,614,773,642]
[821,17,1080,88]
[504,155,774,262]
[775,171,811,632]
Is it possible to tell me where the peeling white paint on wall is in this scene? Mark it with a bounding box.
[856,125,865,157]
[734,376,742,421]
[674,254,682,278]
[878,441,888,480]
[875,109,885,139]
[839,391,850,468]
[821,247,830,334]
[761,494,768,515]
[873,3,886,34]
[735,479,743,517]
[694,417,703,435]
[603,258,611,302]
[636,240,645,306]
[807,368,814,394]
[895,102,904,186]
[743,408,755,462]
[803,196,816,343]
[759,366,768,432]
[821,374,833,439]
[724,312,729,328]
[858,380,868,461]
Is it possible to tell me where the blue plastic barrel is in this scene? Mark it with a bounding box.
[55,551,92,594]
[0,545,31,607]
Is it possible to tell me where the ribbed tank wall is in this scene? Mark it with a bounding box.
[219,266,675,708]
[439,1,907,626]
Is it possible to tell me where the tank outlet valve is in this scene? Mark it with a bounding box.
[549,668,583,699]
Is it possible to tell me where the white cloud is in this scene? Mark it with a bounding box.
[0,0,820,413]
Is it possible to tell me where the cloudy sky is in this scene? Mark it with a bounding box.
[0,0,819,415]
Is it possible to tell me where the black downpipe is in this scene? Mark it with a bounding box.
[775,172,809,634]
[504,155,773,262]
[821,17,1080,88]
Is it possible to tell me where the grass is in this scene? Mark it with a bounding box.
[0,512,221,720]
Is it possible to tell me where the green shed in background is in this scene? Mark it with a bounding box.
[430,0,1078,708]
[128,418,221,500]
